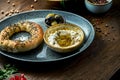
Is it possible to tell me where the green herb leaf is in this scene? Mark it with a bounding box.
[0,64,18,80]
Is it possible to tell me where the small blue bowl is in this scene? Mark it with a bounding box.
[85,0,112,14]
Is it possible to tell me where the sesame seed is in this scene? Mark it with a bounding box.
[108,39,111,41]
[31,5,34,8]
[9,13,12,16]
[1,10,4,14]
[105,24,109,27]
[10,9,14,13]
[34,0,37,2]
[5,12,9,16]
[32,8,35,11]
[12,3,15,7]
[104,32,108,36]
[15,9,19,13]
[7,0,10,3]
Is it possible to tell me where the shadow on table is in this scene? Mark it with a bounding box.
[3,54,80,72]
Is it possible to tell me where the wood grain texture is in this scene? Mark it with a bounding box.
[0,0,120,80]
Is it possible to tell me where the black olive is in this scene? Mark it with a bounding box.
[55,15,64,23]
[45,13,65,27]
[47,16,55,22]
[45,19,51,26]
[45,17,55,26]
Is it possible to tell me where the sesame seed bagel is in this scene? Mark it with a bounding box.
[0,21,43,53]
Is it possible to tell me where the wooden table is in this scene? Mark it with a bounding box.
[0,0,120,80]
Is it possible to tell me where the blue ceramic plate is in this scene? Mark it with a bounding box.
[0,10,95,62]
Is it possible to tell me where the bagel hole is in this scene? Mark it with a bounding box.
[10,31,31,41]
